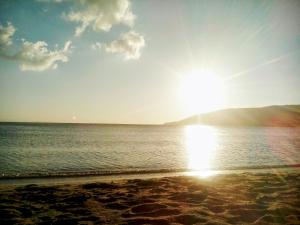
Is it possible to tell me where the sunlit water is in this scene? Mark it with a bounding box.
[0,123,299,178]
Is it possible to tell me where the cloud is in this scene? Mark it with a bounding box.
[0,22,16,47]
[103,31,145,60]
[91,42,101,50]
[2,0,144,70]
[0,22,72,71]
[65,0,135,36]
[14,40,72,71]
[43,0,146,60]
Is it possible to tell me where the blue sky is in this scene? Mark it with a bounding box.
[0,0,300,124]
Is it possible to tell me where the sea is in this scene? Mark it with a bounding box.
[0,123,300,179]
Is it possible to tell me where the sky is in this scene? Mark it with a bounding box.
[0,0,300,124]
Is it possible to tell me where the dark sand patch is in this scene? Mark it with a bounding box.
[0,172,299,224]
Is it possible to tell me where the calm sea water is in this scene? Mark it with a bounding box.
[0,123,299,178]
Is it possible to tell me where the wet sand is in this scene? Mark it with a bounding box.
[0,172,299,225]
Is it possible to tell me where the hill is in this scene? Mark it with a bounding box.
[165,105,300,127]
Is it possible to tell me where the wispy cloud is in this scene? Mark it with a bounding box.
[0,22,72,71]
[103,31,145,60]
[0,22,15,47]
[65,0,135,37]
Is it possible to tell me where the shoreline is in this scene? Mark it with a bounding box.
[1,166,299,186]
[0,171,299,224]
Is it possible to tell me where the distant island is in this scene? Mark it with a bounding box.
[165,105,300,127]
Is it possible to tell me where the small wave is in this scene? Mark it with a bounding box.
[1,164,299,180]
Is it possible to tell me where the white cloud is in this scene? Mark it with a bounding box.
[2,0,145,70]
[103,31,145,60]
[65,0,135,36]
[91,42,101,50]
[0,22,72,71]
[0,22,16,47]
[15,40,72,71]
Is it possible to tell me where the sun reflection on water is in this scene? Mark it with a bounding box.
[184,125,219,177]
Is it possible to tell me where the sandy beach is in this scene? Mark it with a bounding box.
[0,171,299,225]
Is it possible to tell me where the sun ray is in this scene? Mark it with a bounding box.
[224,50,299,81]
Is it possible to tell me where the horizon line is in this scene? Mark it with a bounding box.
[1,103,300,126]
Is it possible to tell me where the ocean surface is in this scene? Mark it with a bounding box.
[0,123,300,178]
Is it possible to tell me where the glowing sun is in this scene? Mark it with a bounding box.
[180,70,226,114]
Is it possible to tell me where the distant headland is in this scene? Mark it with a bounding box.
[165,105,300,127]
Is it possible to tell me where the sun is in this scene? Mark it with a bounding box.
[180,70,225,115]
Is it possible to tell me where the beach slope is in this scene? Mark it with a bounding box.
[0,172,299,224]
